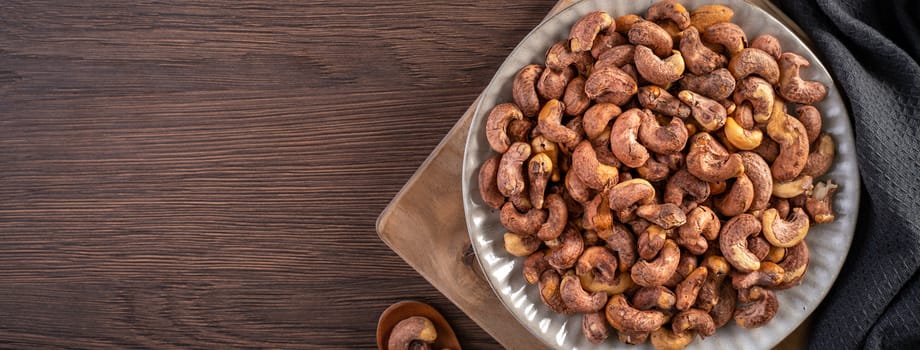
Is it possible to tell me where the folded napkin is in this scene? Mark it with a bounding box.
[773,0,920,348]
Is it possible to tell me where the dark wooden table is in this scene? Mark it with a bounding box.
[0,1,566,348]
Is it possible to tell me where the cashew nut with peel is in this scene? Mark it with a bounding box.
[615,14,642,34]
[664,169,710,211]
[672,309,716,337]
[689,4,734,32]
[638,85,691,118]
[638,225,668,260]
[719,214,762,273]
[637,203,687,229]
[577,246,619,286]
[772,174,814,198]
[702,22,747,56]
[512,64,543,118]
[539,269,571,314]
[679,68,735,100]
[591,31,627,59]
[565,170,593,204]
[572,140,619,190]
[607,178,656,222]
[523,250,549,285]
[747,235,771,261]
[570,11,613,53]
[651,328,694,350]
[532,135,561,181]
[387,316,437,350]
[680,26,726,75]
[563,76,591,116]
[774,241,809,289]
[646,0,691,29]
[610,108,651,168]
[739,151,773,212]
[500,201,547,236]
[560,272,608,313]
[605,294,669,332]
[731,261,784,289]
[679,90,727,131]
[583,103,621,141]
[733,76,775,123]
[503,231,541,257]
[638,111,689,154]
[778,52,827,104]
[678,205,720,255]
[762,207,810,247]
[538,99,581,150]
[724,110,763,150]
[635,46,685,86]
[728,48,779,85]
[546,225,584,270]
[582,311,610,344]
[806,180,838,224]
[477,155,505,209]
[713,173,754,217]
[686,133,744,183]
[485,103,524,153]
[675,266,708,310]
[695,255,730,312]
[632,286,677,310]
[664,252,698,288]
[603,223,638,272]
[734,286,778,328]
[537,66,575,101]
[628,20,674,57]
[802,133,835,178]
[537,194,567,241]
[594,44,635,72]
[710,282,736,328]
[750,34,782,59]
[631,239,681,287]
[496,142,531,197]
[796,105,822,144]
[585,65,638,106]
[528,153,552,209]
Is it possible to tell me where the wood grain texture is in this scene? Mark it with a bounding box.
[0,0,560,348]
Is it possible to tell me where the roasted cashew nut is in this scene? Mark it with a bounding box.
[672,309,716,338]
[772,174,814,198]
[628,20,674,57]
[680,26,726,75]
[512,64,543,117]
[651,328,694,350]
[527,152,552,209]
[802,133,835,178]
[637,203,687,229]
[565,170,593,204]
[536,193,567,241]
[477,155,505,209]
[532,135,561,181]
[778,52,827,104]
[570,11,613,53]
[387,316,437,350]
[485,103,524,153]
[635,46,685,86]
[638,111,689,154]
[774,240,809,290]
[719,214,762,273]
[591,31,627,59]
[610,108,651,168]
[582,311,610,344]
[632,286,677,310]
[724,111,763,150]
[603,223,638,272]
[646,0,691,29]
[686,132,744,183]
[689,4,734,32]
[733,76,775,123]
[560,272,608,313]
[585,65,638,106]
[537,99,581,150]
[796,105,822,144]
[523,250,549,285]
[576,246,619,286]
[713,173,754,217]
[677,205,720,255]
[539,269,571,314]
[563,76,591,116]
[537,66,575,101]
[762,207,809,247]
[631,239,681,287]
[727,48,779,85]
[702,22,747,56]
[731,261,784,289]
[503,231,541,257]
[710,282,736,328]
[607,178,656,222]
[680,67,735,101]
[747,235,771,261]
[594,44,635,72]
[572,140,619,190]
[679,90,727,131]
[638,85,691,118]
[615,14,642,34]
[546,225,584,270]
[733,286,778,328]
[750,34,782,59]
[496,142,531,196]
[806,180,838,224]
[500,201,547,236]
[664,169,710,211]
[675,266,709,311]
[638,224,669,260]
[695,255,730,312]
[583,103,621,141]
[739,151,773,212]
[582,193,612,232]
[664,251,698,288]
[605,294,668,332]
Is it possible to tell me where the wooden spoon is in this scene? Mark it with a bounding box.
[376,300,462,350]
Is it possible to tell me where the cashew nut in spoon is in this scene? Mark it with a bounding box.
[387,316,437,350]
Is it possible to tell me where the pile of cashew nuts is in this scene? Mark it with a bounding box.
[477,1,839,348]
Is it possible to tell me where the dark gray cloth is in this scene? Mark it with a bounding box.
[773,0,920,349]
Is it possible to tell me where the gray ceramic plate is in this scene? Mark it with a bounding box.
[462,0,860,349]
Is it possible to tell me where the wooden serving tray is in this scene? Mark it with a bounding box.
[377,1,811,348]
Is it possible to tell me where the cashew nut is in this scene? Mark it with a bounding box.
[679,90,727,131]
[774,240,809,290]
[631,239,681,287]
[767,112,809,181]
[594,44,635,72]
[512,64,543,117]
[664,169,710,211]
[750,34,782,59]
[727,48,779,85]
[537,99,581,150]
[806,180,838,224]
[565,170,593,204]
[672,309,716,337]
[523,250,549,285]
[802,134,835,179]
[477,155,505,209]
[689,4,733,32]
[710,282,736,328]
[532,135,561,181]
[680,26,726,75]
[387,316,437,350]
[583,193,613,232]
[638,85,691,118]
[651,328,694,350]
[582,311,610,344]
[485,103,524,153]
[678,206,720,255]
[731,261,784,289]
[733,76,775,123]
[778,52,827,104]
[570,11,614,53]
[637,154,672,182]
[620,330,651,345]
[733,286,778,328]
[647,0,691,30]
[796,105,822,145]
[637,203,687,229]
[527,153,552,209]
[496,142,531,196]
[563,76,591,116]
[539,269,571,314]
[635,46,686,86]
[546,225,584,270]
[638,224,669,260]
[686,133,744,182]
[739,152,773,212]
[603,223,638,272]
[632,286,677,311]
[607,178,656,222]
[503,231,541,257]
[615,14,642,34]
[628,20,674,57]
[719,214,762,273]
[695,255,730,312]
[536,193,567,241]
[639,111,689,154]
[724,112,763,150]
[572,140,619,190]
[500,201,547,236]
[664,252,699,288]
[713,173,754,217]
[591,31,627,59]
[583,103,621,141]
[675,266,709,311]
[772,174,814,198]
[577,246,619,286]
[702,22,747,56]
[585,65,638,106]
[537,66,575,101]
[747,235,771,261]
[560,271,608,313]
[605,294,668,332]
[680,68,735,101]
[610,108,651,168]
[762,207,809,248]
